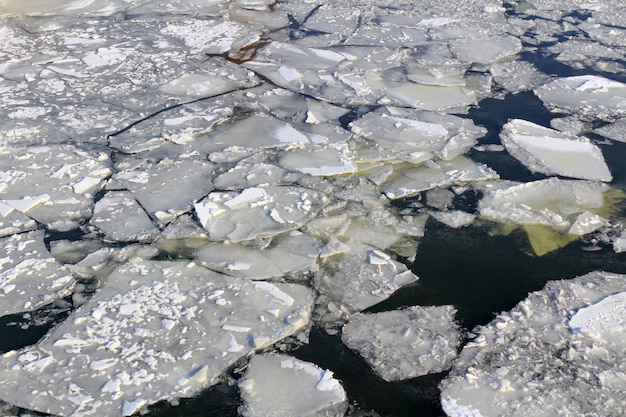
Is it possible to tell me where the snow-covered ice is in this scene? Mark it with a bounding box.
[0,260,314,417]
[342,306,462,381]
[441,271,626,417]
[238,354,348,417]
[0,230,75,316]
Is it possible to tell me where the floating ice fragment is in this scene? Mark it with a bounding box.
[449,36,522,65]
[0,230,75,316]
[279,144,357,177]
[238,354,347,417]
[0,261,314,416]
[89,191,159,242]
[195,233,321,280]
[441,271,626,417]
[342,306,461,381]
[500,119,612,181]
[429,210,477,228]
[315,241,418,314]
[478,178,608,232]
[535,75,626,119]
[381,156,499,199]
[194,186,327,243]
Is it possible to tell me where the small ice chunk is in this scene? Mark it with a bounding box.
[314,241,418,314]
[342,306,462,381]
[89,191,159,243]
[238,354,347,417]
[500,119,612,182]
[429,210,476,228]
[194,186,327,243]
[279,145,356,177]
[568,211,608,236]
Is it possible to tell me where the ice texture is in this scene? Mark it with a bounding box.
[89,191,159,242]
[441,271,626,417]
[500,119,612,181]
[238,354,348,417]
[342,306,462,381]
[0,230,75,316]
[0,261,314,416]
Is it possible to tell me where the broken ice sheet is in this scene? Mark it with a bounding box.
[535,75,626,120]
[89,191,159,243]
[478,178,609,232]
[595,118,626,143]
[238,354,348,417]
[0,230,75,316]
[194,233,321,280]
[500,119,612,182]
[342,306,462,381]
[194,186,328,243]
[0,144,111,231]
[113,157,215,227]
[440,271,626,417]
[0,260,314,417]
[0,202,37,237]
[380,156,499,200]
[314,240,418,316]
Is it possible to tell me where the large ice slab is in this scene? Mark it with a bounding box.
[342,306,461,381]
[535,75,626,120]
[0,145,111,231]
[441,271,626,417]
[194,186,328,243]
[238,354,348,417]
[500,119,612,182]
[0,230,75,316]
[0,260,314,417]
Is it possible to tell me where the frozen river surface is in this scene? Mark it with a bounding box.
[1,0,626,416]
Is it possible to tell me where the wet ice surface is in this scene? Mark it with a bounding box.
[1,0,626,416]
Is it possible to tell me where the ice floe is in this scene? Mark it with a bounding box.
[535,75,626,120]
[0,260,314,416]
[238,354,348,417]
[500,119,612,182]
[342,306,462,381]
[0,230,75,316]
[194,186,328,243]
[441,271,626,417]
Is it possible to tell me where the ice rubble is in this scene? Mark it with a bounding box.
[342,306,462,382]
[500,119,612,182]
[440,271,626,417]
[238,354,348,417]
[1,0,626,415]
[0,230,75,316]
[0,260,314,417]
